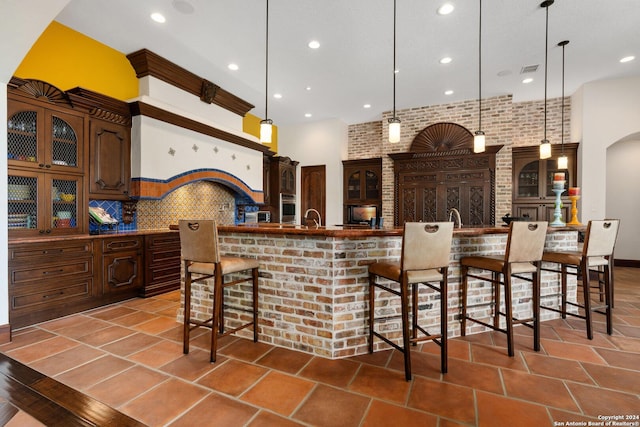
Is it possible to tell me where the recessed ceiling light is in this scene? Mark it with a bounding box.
[620,55,635,63]
[522,77,534,84]
[151,12,166,23]
[444,90,454,95]
[227,63,239,71]
[439,57,452,64]
[305,113,312,118]
[437,3,455,15]
[172,0,194,14]
[273,93,282,99]
[306,86,312,91]
[394,68,399,74]
[363,104,371,109]
[308,40,320,49]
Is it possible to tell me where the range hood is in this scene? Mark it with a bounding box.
[125,50,272,203]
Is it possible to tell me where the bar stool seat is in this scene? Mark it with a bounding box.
[541,219,619,339]
[460,221,548,357]
[369,222,453,381]
[179,219,259,363]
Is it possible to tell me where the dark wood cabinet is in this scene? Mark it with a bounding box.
[142,233,181,297]
[101,236,143,295]
[8,240,96,329]
[89,119,131,200]
[264,156,298,221]
[270,156,298,195]
[511,143,578,222]
[7,94,87,237]
[390,146,501,226]
[342,158,382,223]
[8,232,180,329]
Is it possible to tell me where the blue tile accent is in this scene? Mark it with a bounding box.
[89,200,137,233]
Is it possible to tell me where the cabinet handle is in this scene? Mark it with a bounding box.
[42,291,64,299]
[41,249,63,255]
[39,229,45,234]
[45,229,52,233]
[45,164,51,169]
[43,269,64,275]
[38,163,45,168]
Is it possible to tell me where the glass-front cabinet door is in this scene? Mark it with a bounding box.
[7,99,84,173]
[8,170,83,237]
[516,160,540,198]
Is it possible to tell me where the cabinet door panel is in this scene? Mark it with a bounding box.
[103,253,141,292]
[89,120,131,199]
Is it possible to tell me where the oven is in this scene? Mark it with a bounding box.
[280,194,296,224]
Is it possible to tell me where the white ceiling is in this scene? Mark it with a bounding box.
[55,0,640,126]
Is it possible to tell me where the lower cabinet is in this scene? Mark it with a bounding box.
[142,233,181,297]
[8,232,179,330]
[8,240,96,329]
[101,236,143,296]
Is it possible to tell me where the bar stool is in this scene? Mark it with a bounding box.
[179,219,259,362]
[369,222,453,381]
[542,219,620,339]
[460,221,548,357]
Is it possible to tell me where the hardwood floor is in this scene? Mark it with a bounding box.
[0,267,638,426]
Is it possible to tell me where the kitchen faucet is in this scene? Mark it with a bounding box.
[448,208,462,228]
[304,208,322,227]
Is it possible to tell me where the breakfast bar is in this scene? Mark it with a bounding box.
[179,224,581,359]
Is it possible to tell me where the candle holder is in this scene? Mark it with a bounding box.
[550,187,566,227]
[567,195,582,225]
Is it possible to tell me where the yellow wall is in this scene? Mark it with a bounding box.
[16,21,277,148]
[243,113,278,152]
[14,21,138,101]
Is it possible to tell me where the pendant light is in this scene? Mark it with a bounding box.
[259,0,273,144]
[388,0,401,143]
[473,0,485,153]
[557,40,569,169]
[539,0,553,160]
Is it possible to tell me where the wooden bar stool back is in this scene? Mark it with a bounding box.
[542,219,620,339]
[369,222,454,381]
[179,219,259,362]
[460,221,548,356]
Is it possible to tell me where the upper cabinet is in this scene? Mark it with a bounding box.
[270,156,298,195]
[343,158,382,205]
[7,78,134,237]
[512,143,578,222]
[8,97,84,174]
[89,119,131,200]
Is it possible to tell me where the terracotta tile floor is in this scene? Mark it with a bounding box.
[1,267,639,426]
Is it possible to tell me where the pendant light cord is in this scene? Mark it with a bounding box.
[543,2,549,141]
[264,0,269,121]
[392,0,397,118]
[478,0,482,131]
[560,40,568,155]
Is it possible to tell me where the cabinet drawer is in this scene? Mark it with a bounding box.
[147,264,181,285]
[9,240,93,264]
[146,233,180,249]
[103,236,143,253]
[147,248,181,265]
[11,279,93,311]
[10,259,93,285]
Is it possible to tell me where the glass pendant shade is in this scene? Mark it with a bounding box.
[539,140,552,159]
[388,117,401,143]
[260,119,273,143]
[473,131,485,153]
[557,154,568,169]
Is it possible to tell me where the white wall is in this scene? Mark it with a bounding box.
[278,119,348,226]
[572,75,640,261]
[606,138,640,260]
[0,0,70,327]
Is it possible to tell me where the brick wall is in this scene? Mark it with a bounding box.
[179,229,578,358]
[348,96,571,224]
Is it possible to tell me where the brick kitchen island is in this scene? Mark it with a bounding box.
[179,224,581,359]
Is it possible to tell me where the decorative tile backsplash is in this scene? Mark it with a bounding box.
[136,181,236,230]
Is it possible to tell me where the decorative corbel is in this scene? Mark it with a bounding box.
[122,200,138,224]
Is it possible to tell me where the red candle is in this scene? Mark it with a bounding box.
[554,172,565,181]
[568,187,581,196]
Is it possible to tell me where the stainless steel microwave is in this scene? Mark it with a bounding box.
[256,211,271,222]
[245,211,271,223]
